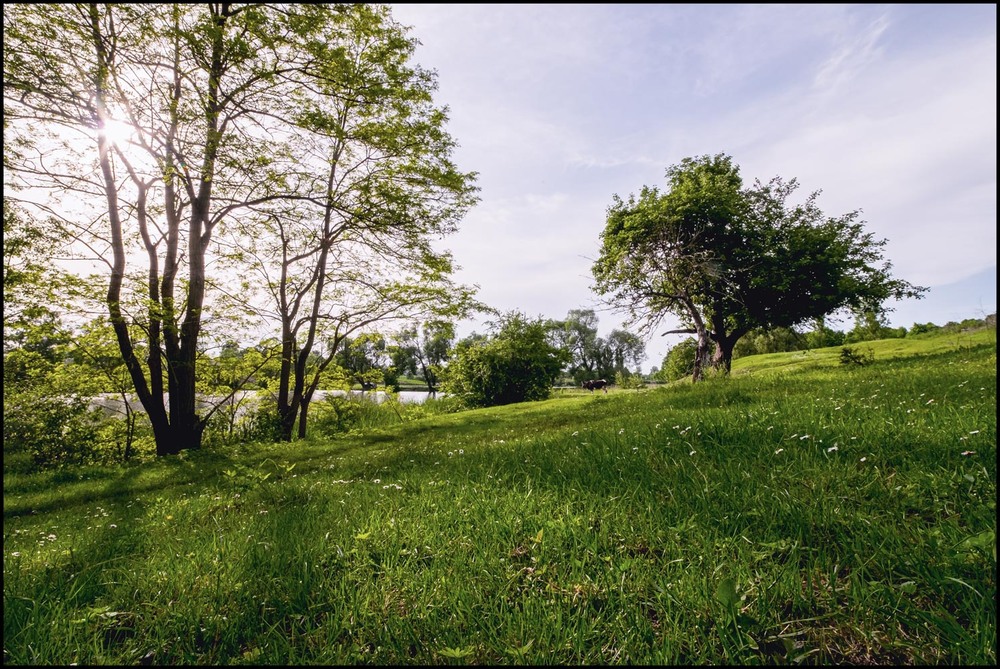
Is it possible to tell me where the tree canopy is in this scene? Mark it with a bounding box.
[592,153,927,380]
[3,4,478,452]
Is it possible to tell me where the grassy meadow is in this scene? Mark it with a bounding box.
[3,328,996,665]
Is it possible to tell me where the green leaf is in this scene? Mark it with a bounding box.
[956,529,995,553]
[715,577,738,609]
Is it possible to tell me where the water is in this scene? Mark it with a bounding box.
[86,388,440,419]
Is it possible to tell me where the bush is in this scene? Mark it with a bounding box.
[659,338,698,382]
[307,394,398,436]
[839,345,875,366]
[443,312,568,407]
[3,392,103,469]
[614,369,645,389]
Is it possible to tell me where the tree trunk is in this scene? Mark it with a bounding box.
[297,397,310,440]
[691,335,712,382]
[710,324,747,376]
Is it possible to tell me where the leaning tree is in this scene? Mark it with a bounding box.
[592,153,927,381]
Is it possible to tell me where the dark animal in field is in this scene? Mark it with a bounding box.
[582,379,608,393]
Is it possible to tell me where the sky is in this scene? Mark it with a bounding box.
[388,3,997,372]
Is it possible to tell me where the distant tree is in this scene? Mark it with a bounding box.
[803,317,846,349]
[845,310,904,343]
[600,329,646,379]
[592,153,927,382]
[732,326,805,358]
[335,334,390,392]
[443,312,569,407]
[908,322,940,336]
[547,309,602,383]
[390,321,456,394]
[546,309,645,383]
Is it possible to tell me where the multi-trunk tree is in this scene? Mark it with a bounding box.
[4,4,478,452]
[218,5,479,441]
[592,153,927,381]
[390,320,456,394]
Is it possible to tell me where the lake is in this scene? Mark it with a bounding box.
[86,388,441,419]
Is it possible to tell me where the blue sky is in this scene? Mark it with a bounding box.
[390,3,997,371]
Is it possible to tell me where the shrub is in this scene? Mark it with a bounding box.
[659,338,698,382]
[443,312,568,407]
[3,391,103,469]
[839,345,875,366]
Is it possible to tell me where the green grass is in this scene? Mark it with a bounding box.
[3,329,996,665]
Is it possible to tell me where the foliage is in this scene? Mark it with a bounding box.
[335,334,390,391]
[546,309,645,383]
[4,4,478,454]
[592,153,927,380]
[909,322,941,336]
[733,326,806,358]
[444,312,569,407]
[658,337,698,382]
[846,310,907,343]
[3,352,104,471]
[839,345,876,366]
[614,368,645,389]
[390,320,455,393]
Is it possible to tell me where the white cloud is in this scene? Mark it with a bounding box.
[393,4,996,370]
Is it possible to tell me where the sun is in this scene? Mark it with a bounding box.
[100,118,137,148]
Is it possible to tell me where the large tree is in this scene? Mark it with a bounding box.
[592,153,926,380]
[217,4,479,441]
[4,4,475,453]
